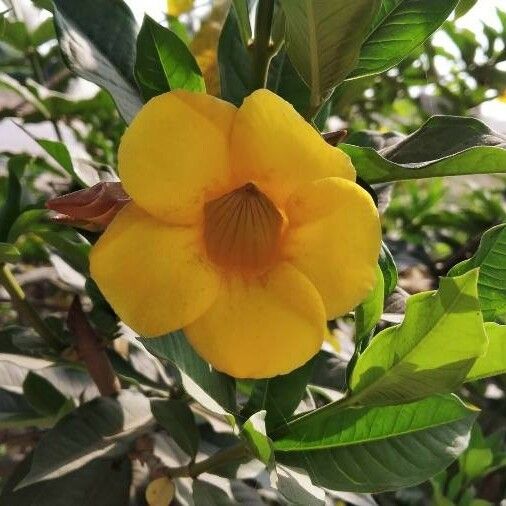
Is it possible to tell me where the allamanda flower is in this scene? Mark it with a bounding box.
[90,89,381,378]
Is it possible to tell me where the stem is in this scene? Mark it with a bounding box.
[9,0,64,142]
[251,0,275,89]
[168,443,249,478]
[0,263,61,349]
[67,296,121,397]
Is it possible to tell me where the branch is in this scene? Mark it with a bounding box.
[67,296,121,396]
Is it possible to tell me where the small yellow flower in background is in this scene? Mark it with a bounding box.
[146,477,175,506]
[167,0,194,17]
[90,89,381,378]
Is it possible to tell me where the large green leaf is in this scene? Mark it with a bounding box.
[349,270,487,406]
[135,16,205,102]
[272,395,477,493]
[241,357,314,433]
[17,391,152,488]
[52,0,142,122]
[341,116,506,184]
[151,399,199,458]
[0,388,51,429]
[0,454,131,506]
[218,7,253,106]
[348,0,458,79]
[140,331,236,416]
[23,371,72,417]
[466,323,506,381]
[449,224,506,321]
[280,0,380,107]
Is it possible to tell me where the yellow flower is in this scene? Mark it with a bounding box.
[90,89,381,378]
[167,0,193,17]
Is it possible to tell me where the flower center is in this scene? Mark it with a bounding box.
[203,183,284,274]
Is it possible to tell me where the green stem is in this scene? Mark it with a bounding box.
[0,263,61,349]
[251,0,275,89]
[167,443,249,478]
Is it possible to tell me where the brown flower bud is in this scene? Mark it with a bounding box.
[46,182,131,232]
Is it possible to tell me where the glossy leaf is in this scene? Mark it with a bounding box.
[379,242,398,297]
[349,0,459,79]
[273,464,325,505]
[241,411,273,466]
[449,224,506,321]
[241,357,315,433]
[140,331,236,416]
[52,0,142,123]
[349,270,487,406]
[273,395,478,492]
[0,388,50,429]
[466,323,506,381]
[135,15,205,102]
[17,391,152,488]
[151,399,199,458]
[218,7,253,106]
[280,0,380,106]
[355,265,384,343]
[232,0,252,46]
[23,371,71,417]
[0,454,131,506]
[341,116,506,184]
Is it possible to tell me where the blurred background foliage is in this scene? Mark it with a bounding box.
[0,0,505,505]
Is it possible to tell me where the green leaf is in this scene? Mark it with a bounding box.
[31,18,56,47]
[16,125,96,186]
[0,243,21,263]
[1,18,30,51]
[241,357,314,433]
[22,371,71,417]
[349,270,487,406]
[0,156,23,242]
[232,0,252,46]
[0,454,131,506]
[241,411,273,466]
[52,0,142,123]
[268,50,310,117]
[280,0,380,106]
[151,399,199,458]
[140,331,236,416]
[459,426,494,480]
[342,116,506,184]
[355,265,384,343]
[379,242,398,297]
[348,0,459,80]
[134,15,205,102]
[218,7,253,106]
[273,464,325,505]
[36,230,90,274]
[273,394,478,492]
[466,323,506,381]
[0,73,50,118]
[454,0,478,18]
[449,224,506,321]
[17,390,152,488]
[0,388,51,429]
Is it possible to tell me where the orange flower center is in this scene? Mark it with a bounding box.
[203,183,284,274]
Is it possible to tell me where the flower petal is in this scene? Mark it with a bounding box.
[90,203,220,336]
[119,91,237,225]
[230,89,355,206]
[184,262,326,378]
[284,177,381,319]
